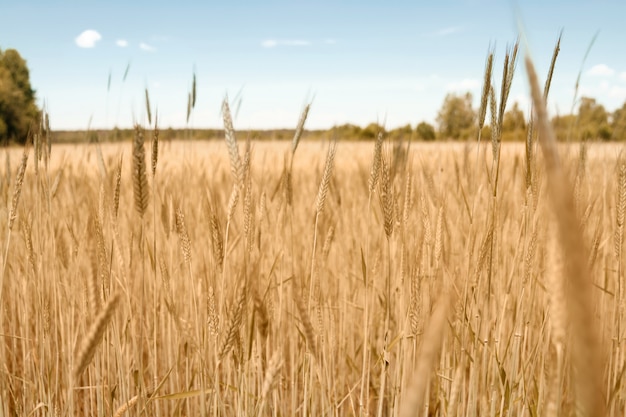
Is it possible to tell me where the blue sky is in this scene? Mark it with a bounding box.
[1,0,626,131]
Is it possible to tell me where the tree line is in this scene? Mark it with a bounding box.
[1,47,626,144]
[0,48,39,144]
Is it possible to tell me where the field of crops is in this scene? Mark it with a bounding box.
[0,115,624,416]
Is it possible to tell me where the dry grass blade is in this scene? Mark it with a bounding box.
[74,292,121,381]
[132,125,149,217]
[222,97,243,187]
[525,53,606,417]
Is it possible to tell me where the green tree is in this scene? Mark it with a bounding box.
[502,102,526,132]
[388,124,413,141]
[361,123,384,140]
[416,121,436,141]
[612,102,626,141]
[436,92,475,140]
[501,102,526,141]
[578,97,611,141]
[0,48,39,144]
[552,114,577,142]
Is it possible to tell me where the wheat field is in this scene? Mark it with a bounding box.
[0,53,625,417]
[0,131,624,416]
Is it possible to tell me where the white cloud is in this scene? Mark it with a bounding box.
[429,26,463,37]
[116,39,128,47]
[620,72,626,81]
[261,39,278,48]
[75,30,102,48]
[446,78,480,91]
[587,64,615,77]
[139,42,156,52]
[283,40,310,46]
[261,39,311,48]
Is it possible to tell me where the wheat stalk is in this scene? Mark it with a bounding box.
[218,285,246,361]
[526,52,606,417]
[145,88,152,126]
[368,132,384,196]
[222,97,243,187]
[151,115,159,177]
[132,125,149,217]
[379,155,394,239]
[315,140,337,215]
[478,50,494,133]
[544,31,562,101]
[1,143,30,305]
[292,103,310,156]
[207,285,219,338]
[295,291,318,360]
[257,351,282,417]
[112,155,122,219]
[210,212,224,270]
[74,292,121,381]
[8,145,29,231]
[399,292,451,417]
[175,207,192,271]
[113,395,139,417]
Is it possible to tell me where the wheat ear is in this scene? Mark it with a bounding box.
[222,97,243,187]
[478,50,494,133]
[1,143,30,305]
[132,125,149,217]
[368,132,384,196]
[74,292,121,381]
[292,103,310,156]
[257,352,282,417]
[315,140,337,215]
[151,114,159,177]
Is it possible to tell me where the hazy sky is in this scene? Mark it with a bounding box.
[1,0,625,131]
